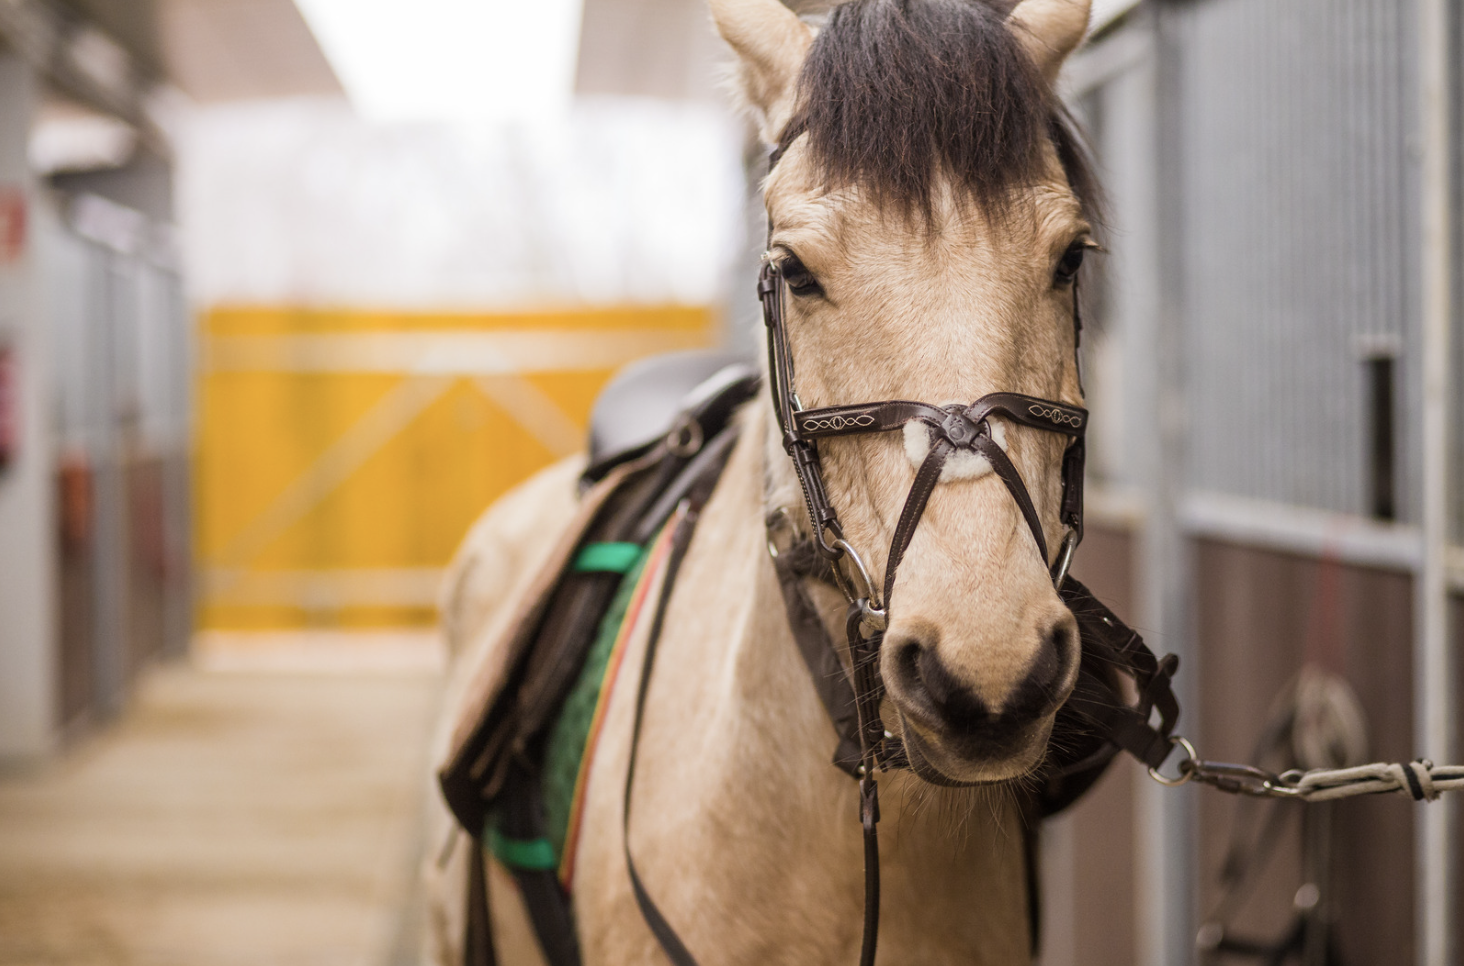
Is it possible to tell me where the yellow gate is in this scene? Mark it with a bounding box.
[196,304,713,630]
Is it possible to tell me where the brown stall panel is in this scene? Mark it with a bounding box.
[1194,539,1415,966]
[1059,522,1140,966]
[127,456,168,676]
[56,458,95,732]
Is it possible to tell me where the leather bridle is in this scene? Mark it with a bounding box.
[757,166,1089,965]
[760,257,1089,601]
[621,153,1182,966]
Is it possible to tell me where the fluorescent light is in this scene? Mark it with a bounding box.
[292,0,584,123]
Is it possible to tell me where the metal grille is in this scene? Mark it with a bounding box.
[1172,0,1421,521]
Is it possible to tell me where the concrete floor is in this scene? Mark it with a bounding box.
[0,660,443,966]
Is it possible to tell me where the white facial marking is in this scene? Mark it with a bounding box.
[901,415,1009,482]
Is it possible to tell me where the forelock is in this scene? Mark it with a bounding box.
[781,0,1098,224]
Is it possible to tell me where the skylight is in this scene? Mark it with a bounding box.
[293,0,584,123]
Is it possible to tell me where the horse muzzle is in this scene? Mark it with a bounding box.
[883,617,1079,783]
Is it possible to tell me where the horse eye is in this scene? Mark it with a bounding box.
[1055,242,1085,285]
[778,254,823,298]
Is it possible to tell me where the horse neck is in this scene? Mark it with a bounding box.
[714,395,837,735]
[668,394,854,779]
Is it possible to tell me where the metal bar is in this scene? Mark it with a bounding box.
[1137,7,1196,964]
[1095,486,1464,589]
[1177,490,1424,573]
[1416,1,1456,964]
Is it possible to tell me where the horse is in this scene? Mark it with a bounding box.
[424,0,1101,962]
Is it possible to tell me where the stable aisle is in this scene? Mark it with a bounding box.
[0,658,443,966]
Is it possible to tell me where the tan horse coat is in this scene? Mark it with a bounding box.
[424,1,1096,962]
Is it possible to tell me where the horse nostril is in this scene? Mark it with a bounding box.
[912,643,991,728]
[1027,624,1065,694]
[1003,618,1077,719]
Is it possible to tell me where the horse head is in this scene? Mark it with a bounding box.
[714,0,1097,785]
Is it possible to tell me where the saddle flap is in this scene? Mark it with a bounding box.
[438,454,654,832]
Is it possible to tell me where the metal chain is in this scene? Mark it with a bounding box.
[1149,734,1464,802]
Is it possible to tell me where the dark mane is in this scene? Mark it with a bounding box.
[783,0,1099,222]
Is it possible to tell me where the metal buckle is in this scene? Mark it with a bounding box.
[829,537,887,630]
[857,598,888,633]
[1051,526,1079,589]
[1147,734,1199,787]
[666,414,703,458]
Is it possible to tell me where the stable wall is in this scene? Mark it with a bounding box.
[0,50,57,759]
[1043,524,1464,966]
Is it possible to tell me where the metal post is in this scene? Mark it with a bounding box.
[1133,6,1196,965]
[1416,2,1456,964]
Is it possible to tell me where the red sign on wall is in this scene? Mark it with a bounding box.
[0,188,26,265]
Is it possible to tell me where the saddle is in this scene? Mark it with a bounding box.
[437,351,1179,966]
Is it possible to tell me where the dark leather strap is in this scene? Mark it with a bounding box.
[795,400,947,437]
[622,507,702,966]
[770,539,863,774]
[465,840,497,966]
[620,429,740,966]
[971,433,1050,565]
[882,437,953,607]
[844,605,886,966]
[794,394,1086,443]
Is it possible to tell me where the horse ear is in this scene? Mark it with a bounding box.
[1006,0,1091,84]
[709,0,813,143]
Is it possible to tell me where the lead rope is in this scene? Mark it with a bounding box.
[1148,736,1464,802]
